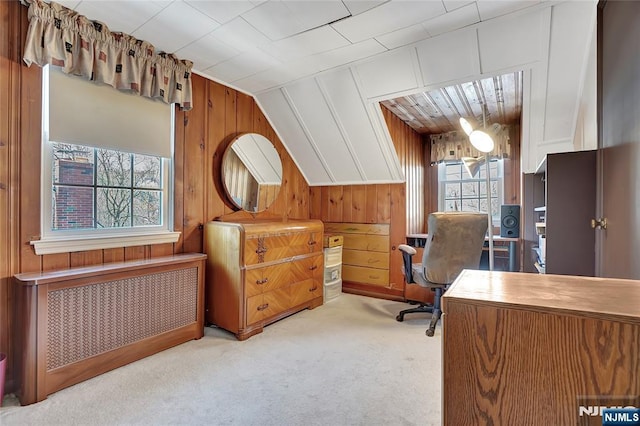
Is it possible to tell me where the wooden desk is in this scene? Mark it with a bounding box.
[406,234,519,272]
[442,270,640,425]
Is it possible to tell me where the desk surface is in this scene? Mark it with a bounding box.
[443,270,640,324]
[406,233,519,242]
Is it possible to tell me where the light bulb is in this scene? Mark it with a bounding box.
[459,117,473,136]
[469,130,495,153]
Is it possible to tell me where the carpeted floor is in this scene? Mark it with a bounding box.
[0,293,442,425]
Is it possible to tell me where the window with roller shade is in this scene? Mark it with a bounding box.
[32,65,179,255]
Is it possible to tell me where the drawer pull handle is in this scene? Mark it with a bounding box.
[308,240,317,246]
[309,286,318,292]
[309,265,318,271]
[255,247,268,254]
[257,303,269,311]
[256,278,269,285]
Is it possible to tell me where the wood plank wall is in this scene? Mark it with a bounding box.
[309,106,426,299]
[0,0,309,392]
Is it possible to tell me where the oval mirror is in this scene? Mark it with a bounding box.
[222,133,283,212]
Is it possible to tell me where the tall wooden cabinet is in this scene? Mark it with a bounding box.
[204,218,324,340]
[523,150,597,275]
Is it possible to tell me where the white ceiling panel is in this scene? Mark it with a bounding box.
[343,0,387,17]
[284,79,363,182]
[476,0,540,21]
[175,33,240,71]
[355,48,419,98]
[74,1,169,34]
[55,0,81,10]
[209,17,273,53]
[319,68,398,182]
[309,39,387,75]
[206,49,281,83]
[260,26,351,62]
[241,0,350,41]
[186,1,256,24]
[477,8,546,73]
[443,1,475,12]
[423,2,480,36]
[416,28,480,87]
[375,23,430,50]
[256,89,332,184]
[331,0,446,43]
[132,1,220,53]
[543,1,597,141]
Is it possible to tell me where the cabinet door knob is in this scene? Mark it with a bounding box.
[308,240,317,246]
[256,278,269,285]
[309,265,318,271]
[309,286,318,292]
[257,303,269,311]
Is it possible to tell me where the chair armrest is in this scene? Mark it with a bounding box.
[398,244,417,256]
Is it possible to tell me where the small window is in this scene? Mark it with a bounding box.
[32,65,179,255]
[51,143,165,231]
[437,160,504,225]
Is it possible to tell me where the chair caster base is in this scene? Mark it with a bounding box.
[396,314,404,322]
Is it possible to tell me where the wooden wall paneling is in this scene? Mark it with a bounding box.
[69,250,103,267]
[351,185,366,223]
[328,186,343,222]
[365,185,377,223]
[376,184,391,223]
[19,64,42,273]
[342,186,353,223]
[309,186,321,220]
[319,186,330,222]
[389,183,406,290]
[124,245,146,261]
[42,253,70,272]
[223,88,237,216]
[182,75,207,253]
[173,106,185,253]
[207,81,228,221]
[103,248,125,263]
[150,243,174,258]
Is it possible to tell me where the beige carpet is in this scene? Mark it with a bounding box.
[0,293,442,425]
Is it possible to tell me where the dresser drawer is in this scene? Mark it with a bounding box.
[246,287,290,326]
[342,249,389,269]
[291,254,323,283]
[342,234,389,253]
[290,278,322,307]
[343,265,389,286]
[245,263,291,297]
[244,235,290,264]
[288,231,323,257]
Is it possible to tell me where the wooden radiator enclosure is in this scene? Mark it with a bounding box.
[13,253,207,405]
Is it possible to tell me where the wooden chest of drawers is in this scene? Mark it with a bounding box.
[324,222,390,288]
[204,219,324,340]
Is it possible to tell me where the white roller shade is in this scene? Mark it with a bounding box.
[47,66,172,158]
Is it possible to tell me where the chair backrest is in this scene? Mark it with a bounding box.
[422,212,488,285]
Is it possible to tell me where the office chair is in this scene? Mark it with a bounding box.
[397,212,488,336]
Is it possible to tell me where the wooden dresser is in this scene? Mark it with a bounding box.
[204,218,324,340]
[324,222,391,295]
[442,270,640,425]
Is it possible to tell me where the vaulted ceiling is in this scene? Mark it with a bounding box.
[51,0,598,183]
[381,71,523,135]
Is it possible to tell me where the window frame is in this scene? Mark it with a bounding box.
[31,66,179,255]
[437,159,505,226]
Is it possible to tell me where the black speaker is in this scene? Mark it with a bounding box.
[500,204,520,238]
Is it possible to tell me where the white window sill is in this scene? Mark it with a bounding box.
[31,231,181,255]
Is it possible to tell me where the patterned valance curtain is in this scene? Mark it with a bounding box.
[429,125,511,164]
[22,0,193,110]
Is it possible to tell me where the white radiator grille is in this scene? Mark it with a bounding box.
[47,267,198,371]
